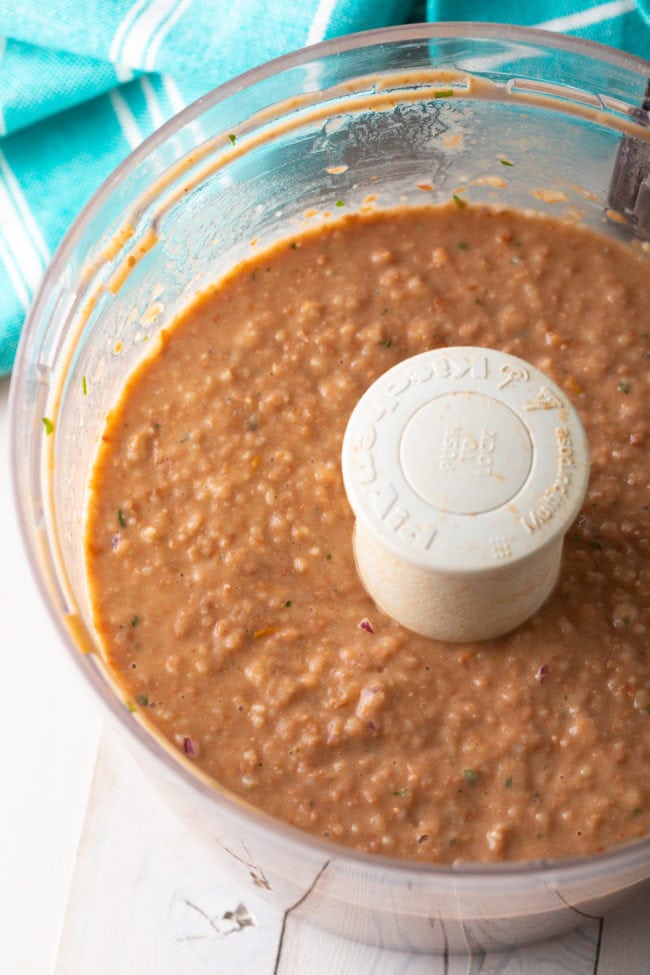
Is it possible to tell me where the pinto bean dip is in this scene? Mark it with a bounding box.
[85,203,649,864]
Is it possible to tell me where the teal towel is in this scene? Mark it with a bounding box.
[0,1,648,374]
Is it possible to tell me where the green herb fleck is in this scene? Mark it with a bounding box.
[130,615,141,627]
[285,600,293,608]
[179,433,191,443]
[381,307,389,315]
[82,376,88,396]
[449,837,457,847]
[633,807,642,817]
[618,381,631,394]
[42,417,54,436]
[623,615,631,625]
[136,694,148,707]
[588,540,602,550]
[463,768,479,786]
[228,133,236,145]
[117,509,127,528]
[646,705,650,715]
[393,788,408,797]
[433,88,454,99]
[475,298,483,305]
[127,701,136,713]
[326,553,333,560]
[249,415,259,431]
[290,242,297,250]
[379,338,392,348]
[452,194,467,208]
[335,199,345,207]
[458,241,469,250]
[504,775,513,789]
[500,158,514,167]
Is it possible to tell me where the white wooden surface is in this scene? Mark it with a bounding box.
[1,373,649,975]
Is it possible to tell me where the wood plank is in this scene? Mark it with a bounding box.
[596,884,650,974]
[0,379,103,975]
[480,919,601,974]
[54,727,281,975]
[275,915,450,975]
[274,916,602,975]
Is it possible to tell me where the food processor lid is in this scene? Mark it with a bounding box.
[341,346,590,640]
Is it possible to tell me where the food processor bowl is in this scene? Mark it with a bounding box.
[10,23,650,952]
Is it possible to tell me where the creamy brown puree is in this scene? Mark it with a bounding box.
[86,203,649,863]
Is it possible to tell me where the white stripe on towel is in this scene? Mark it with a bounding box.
[535,0,636,33]
[110,0,151,65]
[118,0,180,69]
[161,75,187,114]
[0,230,31,310]
[306,0,339,45]
[143,0,192,71]
[109,89,145,149]
[140,75,167,129]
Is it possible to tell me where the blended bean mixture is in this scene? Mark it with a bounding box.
[85,204,649,863]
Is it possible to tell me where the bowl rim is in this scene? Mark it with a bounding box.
[19,20,650,313]
[10,20,650,887]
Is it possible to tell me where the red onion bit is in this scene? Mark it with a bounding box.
[183,736,195,756]
[536,664,548,684]
[111,532,121,551]
[358,618,374,633]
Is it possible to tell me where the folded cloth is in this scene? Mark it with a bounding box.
[0,0,648,375]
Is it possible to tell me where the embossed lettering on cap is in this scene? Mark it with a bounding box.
[399,391,532,515]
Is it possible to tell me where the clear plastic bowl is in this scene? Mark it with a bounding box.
[10,23,650,952]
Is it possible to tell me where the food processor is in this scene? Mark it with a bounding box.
[10,24,650,951]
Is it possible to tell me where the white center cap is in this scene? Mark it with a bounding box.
[400,392,532,515]
[341,346,590,642]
